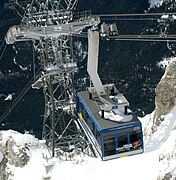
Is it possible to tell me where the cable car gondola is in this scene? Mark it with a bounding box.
[76,30,144,160]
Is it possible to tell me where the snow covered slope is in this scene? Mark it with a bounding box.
[0,105,176,180]
[1,60,176,180]
[1,58,176,180]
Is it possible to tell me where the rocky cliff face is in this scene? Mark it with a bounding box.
[0,131,39,180]
[153,58,176,131]
[0,151,7,180]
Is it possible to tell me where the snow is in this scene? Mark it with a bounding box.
[1,106,176,179]
[0,130,39,147]
[157,57,173,69]
[99,110,133,122]
[0,151,3,162]
[150,0,163,8]
[3,93,15,101]
[12,45,28,71]
[49,154,159,180]
[161,14,169,19]
[4,94,13,101]
[13,148,47,180]
[10,149,160,180]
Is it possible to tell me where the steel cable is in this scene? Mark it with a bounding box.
[0,70,40,124]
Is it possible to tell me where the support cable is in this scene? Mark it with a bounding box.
[32,42,36,81]
[11,6,24,19]
[0,38,5,53]
[101,17,159,21]
[0,70,40,124]
[0,43,7,62]
[93,12,176,17]
[105,37,176,42]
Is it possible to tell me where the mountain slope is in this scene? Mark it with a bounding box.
[1,58,176,180]
[0,104,176,180]
[0,1,176,179]
[12,59,176,179]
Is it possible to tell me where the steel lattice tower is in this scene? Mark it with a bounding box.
[5,0,100,157]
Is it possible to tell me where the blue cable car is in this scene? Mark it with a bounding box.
[76,30,144,160]
[76,85,144,160]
